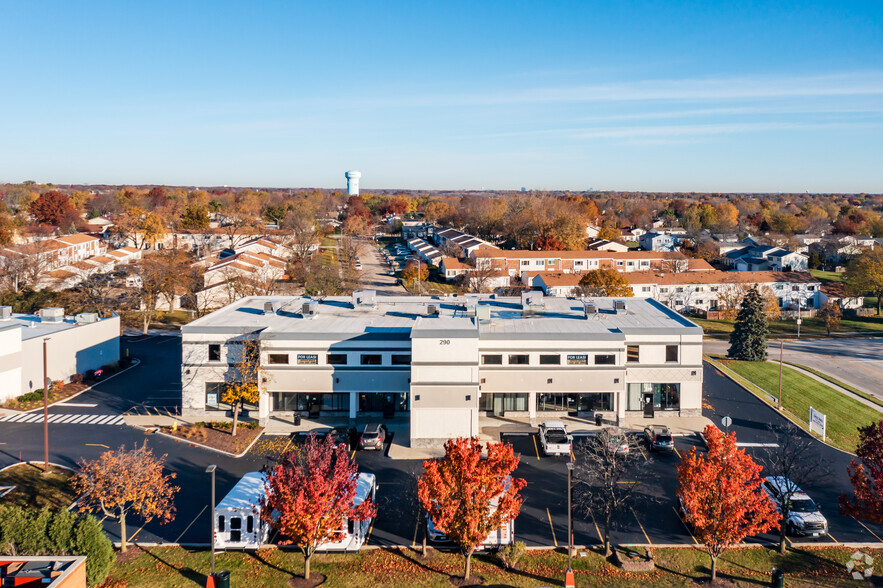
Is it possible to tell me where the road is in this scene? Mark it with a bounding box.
[704,337,883,403]
[357,238,407,295]
[2,337,882,549]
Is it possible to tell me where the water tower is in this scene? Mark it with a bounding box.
[345,170,361,196]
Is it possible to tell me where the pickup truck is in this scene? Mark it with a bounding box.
[643,425,674,452]
[538,420,573,457]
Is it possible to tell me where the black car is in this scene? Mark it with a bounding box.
[359,423,389,450]
[323,426,355,449]
[643,425,674,452]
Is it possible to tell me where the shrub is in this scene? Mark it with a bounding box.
[47,508,76,554]
[17,390,44,403]
[50,380,65,391]
[496,541,526,570]
[70,373,84,384]
[74,514,115,586]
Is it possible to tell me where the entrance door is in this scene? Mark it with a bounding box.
[643,393,654,418]
[308,395,321,418]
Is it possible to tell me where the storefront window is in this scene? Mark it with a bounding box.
[536,393,613,412]
[359,392,409,412]
[626,383,680,410]
[479,393,528,412]
[271,392,349,412]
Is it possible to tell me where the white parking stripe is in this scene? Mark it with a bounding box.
[95,416,114,425]
[47,414,66,423]
[83,415,103,424]
[24,414,43,423]
[59,415,78,423]
[2,413,125,426]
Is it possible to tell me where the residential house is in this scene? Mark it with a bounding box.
[724,245,808,272]
[585,238,630,252]
[639,231,680,252]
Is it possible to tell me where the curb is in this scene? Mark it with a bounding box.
[703,356,857,457]
[13,358,143,414]
[134,426,265,458]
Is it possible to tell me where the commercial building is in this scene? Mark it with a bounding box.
[181,293,703,446]
[0,307,120,401]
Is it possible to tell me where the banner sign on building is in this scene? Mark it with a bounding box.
[809,406,826,441]
[297,354,318,365]
[567,354,588,365]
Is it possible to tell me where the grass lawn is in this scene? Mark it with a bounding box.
[784,362,883,410]
[810,269,844,283]
[713,358,881,452]
[691,315,883,336]
[0,463,77,509]
[105,545,881,587]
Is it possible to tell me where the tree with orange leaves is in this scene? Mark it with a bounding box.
[418,437,527,581]
[840,419,883,525]
[260,434,376,581]
[72,442,179,553]
[677,425,779,580]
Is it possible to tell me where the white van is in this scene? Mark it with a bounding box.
[316,473,377,551]
[213,472,269,550]
[426,514,514,551]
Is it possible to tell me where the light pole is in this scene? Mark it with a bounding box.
[206,464,217,578]
[565,461,575,588]
[43,337,50,473]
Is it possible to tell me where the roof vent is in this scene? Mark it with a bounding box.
[75,313,98,324]
[302,301,319,318]
[38,307,64,323]
[0,306,11,321]
[352,290,377,309]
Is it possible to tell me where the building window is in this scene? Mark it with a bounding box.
[208,344,221,362]
[482,354,503,365]
[359,392,409,412]
[627,345,639,363]
[361,354,382,365]
[268,354,289,365]
[696,287,703,292]
[627,383,680,410]
[710,287,719,292]
[676,287,684,293]
[807,286,815,291]
[521,260,529,266]
[327,354,347,365]
[641,286,650,292]
[508,354,529,365]
[272,392,350,412]
[536,260,545,266]
[539,354,560,365]
[594,354,615,365]
[660,287,669,293]
[205,382,226,410]
[218,516,225,532]
[391,354,411,365]
[791,286,799,291]
[479,393,528,412]
[666,345,679,362]
[537,393,614,412]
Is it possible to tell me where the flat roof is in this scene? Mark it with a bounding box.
[0,313,113,341]
[183,294,702,340]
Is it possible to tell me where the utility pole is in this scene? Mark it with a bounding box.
[43,337,50,473]
[777,340,784,410]
[206,464,217,578]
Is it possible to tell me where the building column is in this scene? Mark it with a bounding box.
[349,392,357,420]
[528,392,537,420]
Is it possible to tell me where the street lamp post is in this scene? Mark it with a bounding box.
[565,462,575,588]
[43,337,50,473]
[206,464,217,579]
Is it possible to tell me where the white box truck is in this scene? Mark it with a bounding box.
[316,473,377,552]
[213,472,269,550]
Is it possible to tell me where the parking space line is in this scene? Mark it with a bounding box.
[672,507,697,544]
[532,435,541,461]
[673,447,681,459]
[411,519,420,548]
[351,449,356,461]
[636,444,647,461]
[174,505,207,544]
[546,508,558,547]
[631,508,651,544]
[128,521,150,543]
[86,443,110,449]
[852,517,883,542]
[785,536,793,546]
[828,533,839,544]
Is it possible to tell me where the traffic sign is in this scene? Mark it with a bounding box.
[721,416,732,428]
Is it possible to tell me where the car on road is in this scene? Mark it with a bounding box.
[538,420,573,456]
[761,477,828,537]
[643,425,674,452]
[323,426,356,449]
[359,423,389,451]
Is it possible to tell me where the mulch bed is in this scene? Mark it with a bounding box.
[449,575,485,586]
[2,383,90,411]
[287,573,326,587]
[159,423,263,455]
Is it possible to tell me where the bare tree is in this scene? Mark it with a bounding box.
[762,422,829,554]
[282,200,321,266]
[574,428,651,556]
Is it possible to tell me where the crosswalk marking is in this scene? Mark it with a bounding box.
[0,413,125,426]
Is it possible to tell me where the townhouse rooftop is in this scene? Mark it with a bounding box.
[182,294,702,339]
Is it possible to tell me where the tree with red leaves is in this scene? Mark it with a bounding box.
[677,425,779,580]
[535,234,565,251]
[418,437,526,581]
[260,434,376,581]
[28,190,78,227]
[840,419,883,524]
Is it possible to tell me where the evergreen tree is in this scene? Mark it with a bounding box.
[728,286,769,361]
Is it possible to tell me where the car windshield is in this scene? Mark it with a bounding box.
[787,499,819,513]
[546,431,568,444]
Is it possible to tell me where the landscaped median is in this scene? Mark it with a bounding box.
[705,355,881,452]
[103,545,882,587]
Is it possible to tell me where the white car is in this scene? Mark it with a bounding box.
[538,420,573,457]
[761,477,828,537]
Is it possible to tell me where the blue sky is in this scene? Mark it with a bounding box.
[1,1,881,192]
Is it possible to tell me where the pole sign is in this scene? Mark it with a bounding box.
[809,406,826,441]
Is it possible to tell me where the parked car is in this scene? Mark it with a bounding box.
[605,430,630,455]
[359,423,388,451]
[643,425,674,452]
[323,426,355,449]
[538,420,573,456]
[761,477,828,537]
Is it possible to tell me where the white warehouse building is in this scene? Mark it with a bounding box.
[181,293,704,446]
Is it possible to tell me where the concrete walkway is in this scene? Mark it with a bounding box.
[768,360,883,414]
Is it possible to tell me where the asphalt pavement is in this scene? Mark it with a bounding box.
[2,336,882,550]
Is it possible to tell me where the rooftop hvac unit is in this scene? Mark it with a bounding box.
[76,313,99,324]
[476,305,491,322]
[352,290,377,308]
[584,303,598,315]
[521,291,544,310]
[302,301,319,317]
[38,307,64,323]
[614,300,628,313]
[426,304,439,316]
[0,306,11,321]
[263,301,279,315]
